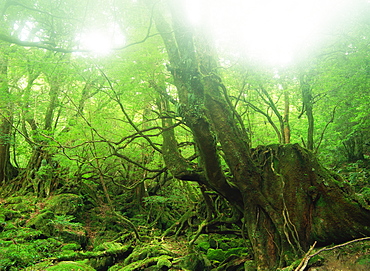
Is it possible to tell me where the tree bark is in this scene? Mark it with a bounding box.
[283,89,291,144]
[0,44,17,184]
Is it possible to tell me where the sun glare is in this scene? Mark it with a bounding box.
[77,24,125,55]
[186,0,353,66]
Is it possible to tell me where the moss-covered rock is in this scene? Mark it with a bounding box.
[106,243,175,271]
[123,244,174,266]
[225,247,249,258]
[62,243,81,251]
[209,238,218,249]
[87,242,133,270]
[219,241,230,251]
[196,241,210,252]
[157,255,172,269]
[56,225,88,246]
[46,261,95,270]
[26,210,55,236]
[108,254,172,271]
[94,241,126,252]
[206,248,226,262]
[45,194,83,215]
[26,210,87,246]
[51,243,133,270]
[23,260,55,270]
[178,253,210,271]
[87,256,114,271]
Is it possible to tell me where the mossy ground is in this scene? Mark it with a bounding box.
[0,161,369,270]
[0,194,251,270]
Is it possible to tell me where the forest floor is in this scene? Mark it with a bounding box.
[0,160,369,271]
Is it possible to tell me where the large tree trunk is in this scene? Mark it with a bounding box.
[147,1,370,269]
[248,144,370,268]
[0,44,17,184]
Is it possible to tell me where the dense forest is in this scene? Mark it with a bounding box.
[0,0,370,270]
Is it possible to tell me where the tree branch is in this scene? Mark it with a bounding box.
[97,67,162,154]
[314,106,337,154]
[295,237,370,271]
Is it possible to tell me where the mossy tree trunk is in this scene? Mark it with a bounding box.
[147,1,370,269]
[11,72,63,197]
[0,44,17,184]
[248,144,370,268]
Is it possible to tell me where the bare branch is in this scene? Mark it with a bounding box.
[97,67,162,153]
[314,106,337,154]
[295,237,370,271]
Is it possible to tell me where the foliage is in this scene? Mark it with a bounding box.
[0,237,63,270]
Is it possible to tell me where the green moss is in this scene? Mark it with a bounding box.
[87,254,114,271]
[16,228,44,240]
[94,242,126,253]
[62,243,81,251]
[219,242,230,250]
[225,247,248,258]
[244,260,257,271]
[23,260,54,270]
[5,196,24,204]
[228,238,245,248]
[0,237,62,270]
[116,255,171,271]
[179,253,207,271]
[1,209,22,220]
[45,194,83,215]
[12,202,34,213]
[46,261,95,270]
[124,244,173,265]
[156,255,172,269]
[4,221,17,230]
[207,248,226,262]
[356,256,370,266]
[309,255,324,266]
[196,241,210,251]
[26,210,55,236]
[59,249,78,258]
[361,187,370,196]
